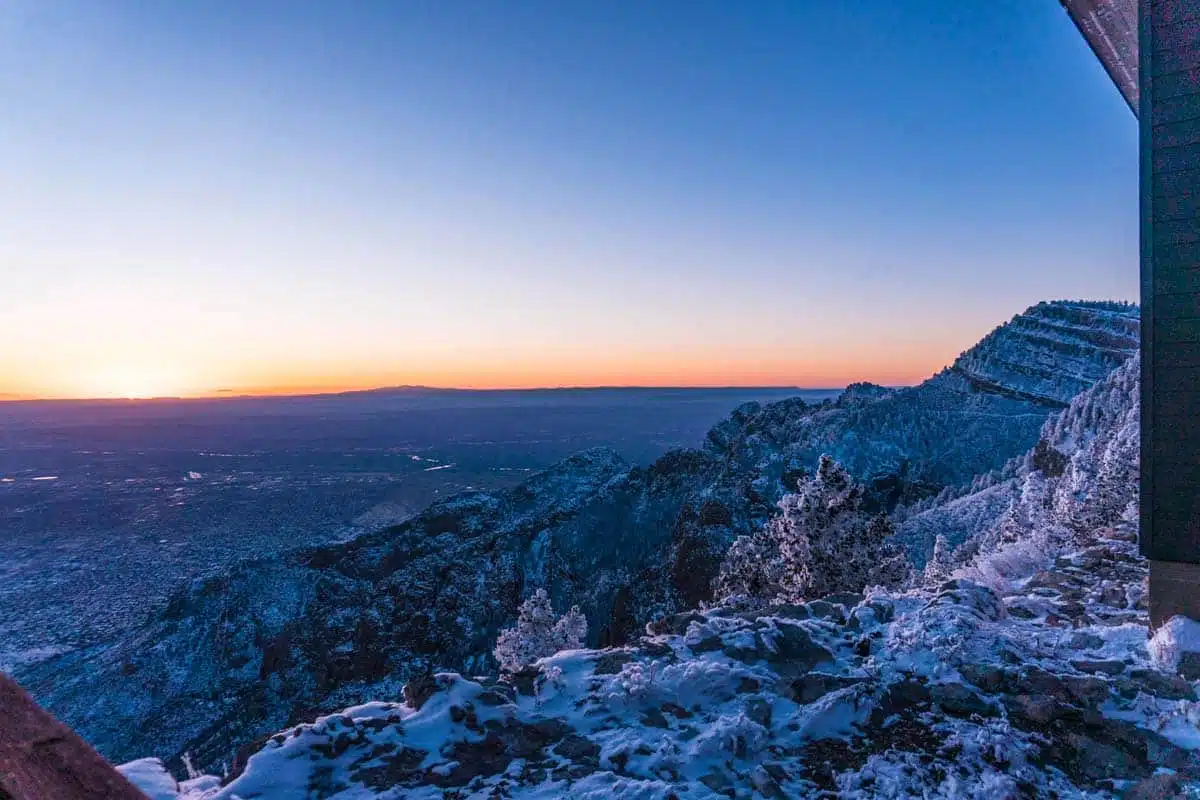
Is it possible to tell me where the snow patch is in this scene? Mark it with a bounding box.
[1149,615,1200,674]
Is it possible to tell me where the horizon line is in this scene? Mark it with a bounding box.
[0,382,865,404]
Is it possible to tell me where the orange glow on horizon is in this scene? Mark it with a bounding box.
[2,348,949,401]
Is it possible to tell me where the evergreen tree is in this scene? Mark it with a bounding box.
[715,455,910,604]
[493,589,588,672]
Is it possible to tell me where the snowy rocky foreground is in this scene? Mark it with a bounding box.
[121,525,1200,799]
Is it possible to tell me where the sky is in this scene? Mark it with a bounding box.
[0,0,1138,399]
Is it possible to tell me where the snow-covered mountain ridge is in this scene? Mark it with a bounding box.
[16,300,1140,775]
[897,348,1140,572]
[121,347,1200,798]
[947,300,1137,406]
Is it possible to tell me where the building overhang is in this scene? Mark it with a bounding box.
[1059,0,1139,116]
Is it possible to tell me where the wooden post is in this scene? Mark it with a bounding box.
[0,673,147,799]
[1140,0,1200,626]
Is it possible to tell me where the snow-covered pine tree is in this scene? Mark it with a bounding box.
[715,455,910,604]
[493,588,588,672]
[923,533,955,585]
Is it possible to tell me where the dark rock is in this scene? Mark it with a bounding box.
[930,682,995,717]
[1063,675,1111,706]
[746,697,772,728]
[505,667,542,697]
[765,622,835,675]
[737,677,762,693]
[554,733,599,761]
[506,718,570,758]
[723,641,763,664]
[1071,659,1125,676]
[1004,694,1073,726]
[592,652,634,675]
[402,673,439,711]
[750,765,785,798]
[437,732,512,787]
[763,603,810,620]
[597,585,638,648]
[871,679,931,724]
[691,636,723,654]
[1059,732,1144,784]
[1126,669,1197,702]
[805,600,846,624]
[475,687,515,706]
[822,592,864,609]
[1179,652,1200,682]
[646,612,706,637]
[1011,669,1070,703]
[661,702,692,719]
[1100,585,1128,608]
[853,636,872,657]
[1068,632,1106,651]
[958,664,1006,694]
[927,580,1005,621]
[699,771,734,795]
[351,747,426,791]
[1026,571,1074,591]
[639,640,673,659]
[1125,773,1185,800]
[785,673,866,704]
[640,708,669,729]
[669,520,725,612]
[865,598,895,623]
[1057,600,1090,622]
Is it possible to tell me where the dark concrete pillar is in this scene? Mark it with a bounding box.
[1139,0,1200,627]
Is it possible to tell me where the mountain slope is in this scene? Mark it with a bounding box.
[133,534,1200,798]
[896,350,1140,573]
[125,337,1200,799]
[17,300,1140,772]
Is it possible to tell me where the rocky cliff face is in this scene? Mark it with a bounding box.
[16,300,1141,773]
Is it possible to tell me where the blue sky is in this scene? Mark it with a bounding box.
[0,1,1137,397]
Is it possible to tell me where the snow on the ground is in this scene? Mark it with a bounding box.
[1150,616,1200,674]
[118,758,181,800]
[127,523,1200,799]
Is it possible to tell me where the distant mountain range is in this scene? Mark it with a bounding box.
[17,299,1140,773]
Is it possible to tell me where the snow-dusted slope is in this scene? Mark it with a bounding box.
[949,300,1137,405]
[128,527,1199,798]
[702,300,1138,496]
[124,350,1200,797]
[18,301,1140,774]
[896,351,1140,574]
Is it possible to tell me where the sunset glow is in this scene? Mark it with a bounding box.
[0,2,1137,401]
[77,367,190,400]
